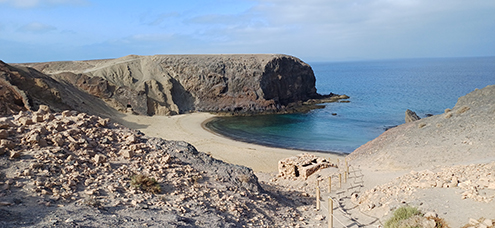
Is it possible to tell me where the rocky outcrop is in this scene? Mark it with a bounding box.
[19,54,336,116]
[54,72,148,115]
[405,109,421,123]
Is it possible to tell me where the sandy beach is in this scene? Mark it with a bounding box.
[116,112,345,173]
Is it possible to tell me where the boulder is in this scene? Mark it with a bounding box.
[405,109,421,123]
[0,129,8,139]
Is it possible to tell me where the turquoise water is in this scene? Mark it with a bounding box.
[205,57,495,153]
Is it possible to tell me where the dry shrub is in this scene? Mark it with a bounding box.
[384,206,450,228]
[385,206,422,228]
[427,216,450,228]
[456,106,470,114]
[131,174,161,194]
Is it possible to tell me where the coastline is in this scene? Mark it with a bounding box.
[115,112,345,173]
[202,117,349,155]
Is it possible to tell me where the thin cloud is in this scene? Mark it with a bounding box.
[0,0,88,8]
[19,22,56,33]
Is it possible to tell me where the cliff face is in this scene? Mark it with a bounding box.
[20,54,322,115]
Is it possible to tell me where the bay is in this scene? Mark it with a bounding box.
[205,57,495,153]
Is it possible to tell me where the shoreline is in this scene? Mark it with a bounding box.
[201,118,349,156]
[115,112,345,173]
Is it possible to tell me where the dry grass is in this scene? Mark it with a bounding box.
[131,174,161,194]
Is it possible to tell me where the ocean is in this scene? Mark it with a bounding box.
[205,57,495,154]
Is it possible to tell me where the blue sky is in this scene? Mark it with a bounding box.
[1,0,494,63]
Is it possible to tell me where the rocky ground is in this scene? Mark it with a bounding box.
[0,108,326,227]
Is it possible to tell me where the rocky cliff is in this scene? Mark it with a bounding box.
[18,54,331,116]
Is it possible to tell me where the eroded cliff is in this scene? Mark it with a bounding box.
[19,54,328,116]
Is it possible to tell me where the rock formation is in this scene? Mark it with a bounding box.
[405,109,421,123]
[17,54,337,116]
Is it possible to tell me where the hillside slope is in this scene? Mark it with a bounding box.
[349,85,495,170]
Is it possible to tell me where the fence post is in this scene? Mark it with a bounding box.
[316,186,321,210]
[338,173,342,188]
[328,197,333,228]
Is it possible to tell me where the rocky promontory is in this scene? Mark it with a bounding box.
[15,54,341,116]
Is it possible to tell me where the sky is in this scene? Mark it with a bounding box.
[0,0,494,63]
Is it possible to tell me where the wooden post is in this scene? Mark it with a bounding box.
[346,160,349,175]
[316,186,321,210]
[328,197,333,228]
[328,176,332,193]
[339,173,342,188]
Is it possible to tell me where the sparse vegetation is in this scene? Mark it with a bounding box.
[456,106,470,114]
[429,216,450,228]
[131,174,161,194]
[385,206,422,228]
[385,206,450,228]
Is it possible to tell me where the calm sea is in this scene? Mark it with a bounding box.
[205,57,495,153]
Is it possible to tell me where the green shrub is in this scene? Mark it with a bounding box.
[385,206,422,228]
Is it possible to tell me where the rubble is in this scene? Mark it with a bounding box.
[0,109,309,227]
[355,162,495,214]
[278,153,334,179]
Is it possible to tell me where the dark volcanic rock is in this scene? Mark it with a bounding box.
[147,138,263,192]
[405,109,421,123]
